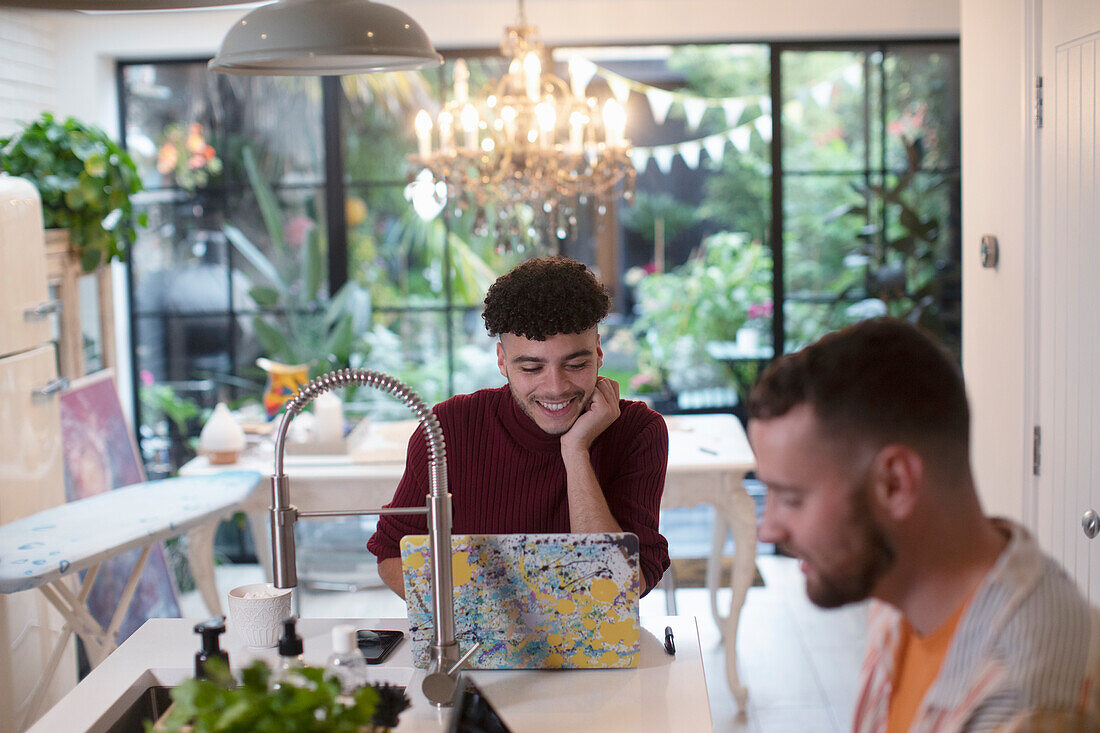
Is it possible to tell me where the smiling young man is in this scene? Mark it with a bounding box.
[367,257,670,597]
[747,318,1100,732]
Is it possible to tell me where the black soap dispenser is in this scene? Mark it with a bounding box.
[272,615,305,689]
[194,616,230,680]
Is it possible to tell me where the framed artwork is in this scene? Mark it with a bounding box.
[58,370,181,644]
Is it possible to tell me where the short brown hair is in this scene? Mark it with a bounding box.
[748,318,969,461]
[482,256,610,340]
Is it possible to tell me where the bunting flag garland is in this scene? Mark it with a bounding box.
[558,54,864,173]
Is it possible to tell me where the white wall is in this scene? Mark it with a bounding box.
[959,0,1034,521]
[0,9,58,137]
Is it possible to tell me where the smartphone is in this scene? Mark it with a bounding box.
[356,629,404,664]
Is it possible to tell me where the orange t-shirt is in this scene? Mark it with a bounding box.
[885,596,972,733]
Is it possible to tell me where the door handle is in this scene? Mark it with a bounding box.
[31,377,70,401]
[24,299,62,320]
[1083,509,1100,540]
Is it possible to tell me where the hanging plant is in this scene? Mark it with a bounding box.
[0,112,145,272]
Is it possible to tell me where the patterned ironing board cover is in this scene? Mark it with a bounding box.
[0,471,261,593]
[400,532,640,670]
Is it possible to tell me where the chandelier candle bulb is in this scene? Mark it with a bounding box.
[415,110,433,158]
[523,52,541,101]
[461,103,479,150]
[438,111,454,153]
[604,99,626,148]
[453,58,469,104]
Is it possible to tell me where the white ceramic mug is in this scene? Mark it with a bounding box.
[227,583,292,648]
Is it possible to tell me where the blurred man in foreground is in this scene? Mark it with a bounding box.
[748,318,1100,731]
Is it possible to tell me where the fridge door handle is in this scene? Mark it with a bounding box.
[32,377,70,401]
[24,299,62,321]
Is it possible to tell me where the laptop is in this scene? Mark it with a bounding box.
[400,533,641,669]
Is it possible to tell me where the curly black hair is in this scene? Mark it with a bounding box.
[482,256,610,340]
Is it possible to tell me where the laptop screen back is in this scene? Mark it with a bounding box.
[400,532,641,669]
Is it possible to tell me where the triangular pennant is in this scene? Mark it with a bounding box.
[629,148,651,174]
[729,126,752,153]
[608,75,632,105]
[679,141,702,169]
[682,97,708,131]
[722,99,746,127]
[703,134,726,163]
[811,81,833,108]
[758,96,772,115]
[652,146,675,173]
[754,115,773,142]
[646,88,675,125]
[568,56,598,98]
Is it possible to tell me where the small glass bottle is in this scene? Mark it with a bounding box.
[325,624,367,693]
[271,616,305,690]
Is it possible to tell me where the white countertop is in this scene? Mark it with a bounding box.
[28,615,713,733]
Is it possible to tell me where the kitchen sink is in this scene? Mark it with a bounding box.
[98,685,173,733]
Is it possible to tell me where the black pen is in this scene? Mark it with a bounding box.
[663,626,676,656]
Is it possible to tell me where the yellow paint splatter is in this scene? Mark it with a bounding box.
[598,619,639,645]
[583,618,597,630]
[546,652,565,668]
[452,551,472,586]
[590,578,618,603]
[571,650,592,667]
[405,551,425,569]
[548,633,563,646]
[556,598,575,614]
[600,650,620,667]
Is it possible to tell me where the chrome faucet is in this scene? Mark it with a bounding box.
[269,368,473,705]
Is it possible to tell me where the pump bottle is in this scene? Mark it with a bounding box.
[325,624,367,692]
[271,616,305,690]
[193,616,230,680]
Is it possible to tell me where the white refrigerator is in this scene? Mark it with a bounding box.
[0,173,77,731]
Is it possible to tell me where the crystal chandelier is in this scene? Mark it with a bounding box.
[408,0,635,252]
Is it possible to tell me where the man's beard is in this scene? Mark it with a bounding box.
[785,482,896,609]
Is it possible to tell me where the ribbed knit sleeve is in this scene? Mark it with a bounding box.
[366,386,671,594]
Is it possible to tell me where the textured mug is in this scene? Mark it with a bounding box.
[227,583,293,648]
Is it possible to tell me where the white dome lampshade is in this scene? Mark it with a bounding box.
[209,0,442,76]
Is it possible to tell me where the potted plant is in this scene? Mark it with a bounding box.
[0,112,145,272]
[150,658,409,732]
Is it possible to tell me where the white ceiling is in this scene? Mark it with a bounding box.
[0,0,256,9]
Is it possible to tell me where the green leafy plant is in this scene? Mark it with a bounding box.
[831,135,960,353]
[222,146,371,378]
[630,231,772,398]
[0,112,145,271]
[149,658,409,733]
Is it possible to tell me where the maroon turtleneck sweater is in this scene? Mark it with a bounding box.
[366,385,670,592]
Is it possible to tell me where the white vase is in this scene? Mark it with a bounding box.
[199,402,246,464]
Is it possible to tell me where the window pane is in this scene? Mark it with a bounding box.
[782,50,869,172]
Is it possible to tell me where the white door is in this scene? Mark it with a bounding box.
[1036,0,1100,599]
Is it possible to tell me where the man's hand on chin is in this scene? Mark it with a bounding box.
[560,376,621,456]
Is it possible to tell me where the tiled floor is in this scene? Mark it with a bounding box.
[179,553,868,732]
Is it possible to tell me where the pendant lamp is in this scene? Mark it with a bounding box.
[208,0,442,76]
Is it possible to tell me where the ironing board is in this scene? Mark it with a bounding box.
[0,470,261,720]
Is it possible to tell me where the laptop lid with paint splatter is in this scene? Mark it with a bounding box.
[399,533,640,669]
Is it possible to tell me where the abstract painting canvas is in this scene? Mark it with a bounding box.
[58,370,180,644]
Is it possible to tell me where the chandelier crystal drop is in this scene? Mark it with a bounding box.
[408,1,635,252]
